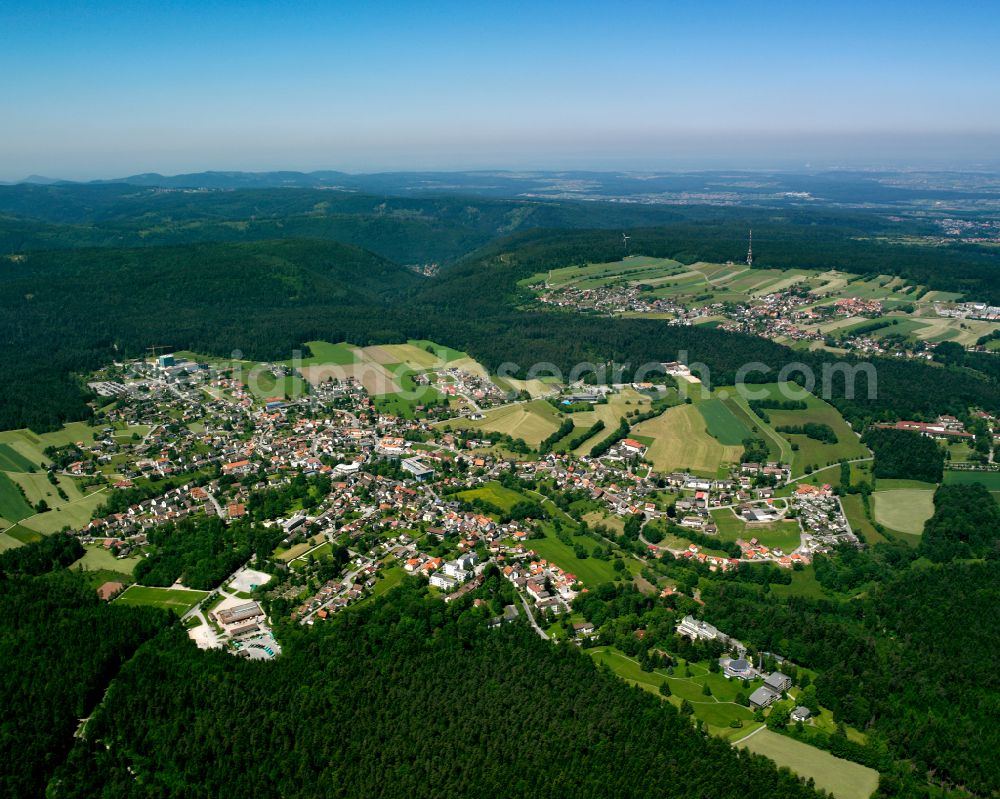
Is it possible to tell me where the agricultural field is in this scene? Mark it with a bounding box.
[710,508,802,553]
[725,394,793,463]
[114,585,209,615]
[736,729,879,799]
[439,399,563,448]
[565,388,654,454]
[13,486,107,536]
[747,383,868,476]
[522,255,685,290]
[0,472,33,523]
[697,398,753,445]
[292,340,359,366]
[631,404,742,477]
[406,339,468,364]
[455,482,530,513]
[942,470,1000,490]
[0,443,37,472]
[871,489,935,535]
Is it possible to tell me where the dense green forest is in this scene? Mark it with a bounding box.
[862,428,945,483]
[47,579,827,799]
[134,514,286,590]
[2,224,998,432]
[0,562,169,798]
[702,561,1000,797]
[918,483,1000,561]
[0,545,828,799]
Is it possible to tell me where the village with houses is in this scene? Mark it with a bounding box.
[2,336,996,789]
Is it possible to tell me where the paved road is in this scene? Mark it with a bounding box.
[517,592,549,640]
[784,457,873,485]
[299,557,374,624]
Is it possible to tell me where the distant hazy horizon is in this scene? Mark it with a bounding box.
[3,0,999,182]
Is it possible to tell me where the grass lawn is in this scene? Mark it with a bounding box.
[372,565,406,597]
[697,398,753,445]
[114,585,209,615]
[275,535,326,562]
[839,494,887,545]
[710,508,801,552]
[871,489,934,535]
[589,647,761,739]
[527,529,618,587]
[769,567,837,600]
[0,472,34,522]
[71,544,142,575]
[943,470,1000,490]
[582,510,626,535]
[455,482,530,513]
[632,404,742,477]
[737,729,879,799]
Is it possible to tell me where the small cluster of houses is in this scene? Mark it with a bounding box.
[794,485,860,552]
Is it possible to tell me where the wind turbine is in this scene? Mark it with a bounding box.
[622,233,631,255]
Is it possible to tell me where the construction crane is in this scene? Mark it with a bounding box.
[146,345,173,359]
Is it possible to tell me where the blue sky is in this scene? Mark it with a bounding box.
[2,0,998,179]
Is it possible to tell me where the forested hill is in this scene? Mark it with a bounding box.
[2,233,999,434]
[1,189,999,432]
[0,183,684,265]
[46,580,826,799]
[2,182,1000,302]
[0,239,421,430]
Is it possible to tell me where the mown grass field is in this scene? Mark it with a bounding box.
[737,729,879,799]
[632,404,742,477]
[839,493,887,545]
[589,647,761,740]
[871,489,934,535]
[114,585,209,615]
[455,482,529,513]
[710,508,801,552]
[72,544,142,575]
[527,529,617,587]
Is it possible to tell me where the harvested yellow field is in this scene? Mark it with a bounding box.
[632,404,742,476]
